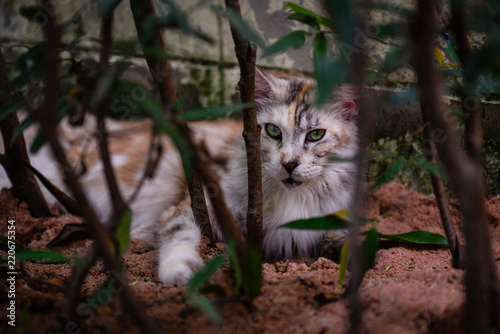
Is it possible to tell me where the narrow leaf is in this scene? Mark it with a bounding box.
[240,245,262,298]
[188,294,223,325]
[116,210,132,254]
[213,6,266,48]
[261,31,308,58]
[374,230,448,246]
[180,103,249,121]
[409,155,447,178]
[338,238,350,288]
[189,254,227,293]
[8,250,71,264]
[280,213,349,230]
[0,101,22,123]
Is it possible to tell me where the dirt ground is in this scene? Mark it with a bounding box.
[1,182,499,334]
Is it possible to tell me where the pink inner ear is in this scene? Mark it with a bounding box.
[254,68,272,101]
[341,101,357,120]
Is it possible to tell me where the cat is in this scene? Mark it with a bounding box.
[0,68,359,285]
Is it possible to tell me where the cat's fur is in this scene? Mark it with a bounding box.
[0,69,359,285]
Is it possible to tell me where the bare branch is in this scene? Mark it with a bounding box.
[0,48,52,218]
[128,0,247,257]
[420,105,464,268]
[224,0,263,252]
[38,1,163,332]
[411,0,499,331]
[96,3,129,224]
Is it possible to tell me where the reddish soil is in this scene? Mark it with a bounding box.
[1,182,500,334]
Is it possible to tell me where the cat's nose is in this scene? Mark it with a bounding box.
[282,160,299,173]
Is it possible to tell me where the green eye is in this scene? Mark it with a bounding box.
[306,129,326,142]
[265,124,282,139]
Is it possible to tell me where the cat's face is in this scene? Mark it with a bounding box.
[255,69,359,191]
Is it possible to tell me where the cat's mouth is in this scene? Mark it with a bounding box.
[282,177,303,188]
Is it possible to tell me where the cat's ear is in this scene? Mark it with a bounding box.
[334,84,361,120]
[254,67,275,106]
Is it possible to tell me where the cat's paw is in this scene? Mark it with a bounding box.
[158,248,204,286]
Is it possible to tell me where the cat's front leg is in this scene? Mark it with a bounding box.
[157,202,204,285]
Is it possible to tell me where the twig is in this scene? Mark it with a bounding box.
[0,48,52,218]
[323,1,374,333]
[96,1,129,226]
[187,164,215,245]
[411,0,499,332]
[450,0,500,327]
[38,2,163,333]
[420,106,464,268]
[224,0,263,252]
[20,159,80,216]
[128,125,162,203]
[128,0,247,258]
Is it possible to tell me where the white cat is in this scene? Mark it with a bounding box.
[0,69,359,285]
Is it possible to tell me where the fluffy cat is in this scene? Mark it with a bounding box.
[0,69,359,285]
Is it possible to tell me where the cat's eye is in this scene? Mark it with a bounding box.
[265,124,282,139]
[306,129,326,142]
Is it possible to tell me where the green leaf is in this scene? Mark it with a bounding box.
[283,3,334,31]
[85,278,120,309]
[4,250,71,264]
[10,113,35,147]
[409,155,447,179]
[361,227,379,272]
[91,62,132,108]
[0,101,22,123]
[287,13,320,30]
[374,230,448,246]
[189,254,227,293]
[280,212,350,230]
[116,210,132,254]
[188,294,223,325]
[373,156,411,188]
[0,235,25,251]
[313,33,331,105]
[383,46,409,74]
[239,245,262,298]
[212,5,266,48]
[180,103,249,121]
[30,132,46,154]
[261,31,308,58]
[58,4,88,36]
[338,238,350,288]
[441,34,461,66]
[19,6,39,22]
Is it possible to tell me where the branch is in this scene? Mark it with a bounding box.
[323,1,374,333]
[450,0,482,164]
[411,0,499,331]
[187,165,215,246]
[128,0,246,257]
[420,105,464,268]
[0,48,52,218]
[96,3,129,225]
[38,2,163,333]
[224,0,263,252]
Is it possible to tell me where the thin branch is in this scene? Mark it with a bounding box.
[38,2,163,333]
[420,106,464,268]
[96,3,129,225]
[323,1,374,333]
[450,0,500,327]
[0,48,52,218]
[187,165,215,246]
[224,0,263,252]
[128,0,247,258]
[411,0,499,332]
